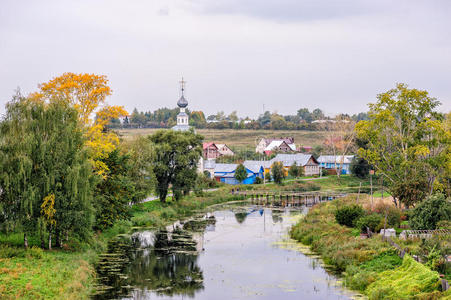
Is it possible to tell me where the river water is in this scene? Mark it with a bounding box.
[94,203,361,300]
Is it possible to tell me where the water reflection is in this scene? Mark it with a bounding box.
[94,225,207,299]
[234,212,248,224]
[94,205,360,300]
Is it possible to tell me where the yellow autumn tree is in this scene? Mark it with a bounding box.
[30,72,128,176]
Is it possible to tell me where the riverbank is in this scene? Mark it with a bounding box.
[290,195,450,299]
[0,187,246,299]
[0,177,393,299]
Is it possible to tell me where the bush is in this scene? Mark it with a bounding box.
[409,193,451,230]
[254,177,263,184]
[0,245,26,258]
[350,157,370,179]
[335,205,365,227]
[27,246,44,259]
[355,214,383,233]
[373,202,401,228]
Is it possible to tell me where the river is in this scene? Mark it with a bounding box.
[93,202,362,300]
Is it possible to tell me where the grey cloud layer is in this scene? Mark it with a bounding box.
[0,0,450,117]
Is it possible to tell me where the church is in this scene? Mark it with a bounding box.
[172,78,191,132]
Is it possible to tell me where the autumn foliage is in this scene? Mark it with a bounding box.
[31,72,128,176]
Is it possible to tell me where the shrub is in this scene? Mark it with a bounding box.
[335,205,365,227]
[254,177,263,184]
[0,245,26,258]
[355,214,383,233]
[27,246,44,259]
[409,193,451,230]
[373,203,402,228]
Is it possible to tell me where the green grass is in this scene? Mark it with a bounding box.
[366,255,441,300]
[0,248,95,299]
[117,128,329,149]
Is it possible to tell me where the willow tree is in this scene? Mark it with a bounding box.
[356,83,450,207]
[0,92,95,248]
[120,136,155,204]
[149,129,203,202]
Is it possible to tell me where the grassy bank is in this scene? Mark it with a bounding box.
[0,187,246,299]
[290,195,450,299]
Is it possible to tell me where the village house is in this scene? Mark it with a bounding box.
[270,153,320,176]
[317,155,354,175]
[255,137,296,155]
[203,142,234,159]
[203,159,216,178]
[203,142,220,159]
[243,160,272,176]
[215,144,235,156]
[213,163,264,185]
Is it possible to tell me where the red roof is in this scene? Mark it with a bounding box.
[203,142,217,150]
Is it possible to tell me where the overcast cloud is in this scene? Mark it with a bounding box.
[0,0,450,118]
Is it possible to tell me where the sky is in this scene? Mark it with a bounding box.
[1,0,450,118]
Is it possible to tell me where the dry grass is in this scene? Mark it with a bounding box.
[117,128,329,149]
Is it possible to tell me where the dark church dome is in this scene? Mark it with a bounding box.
[177,95,188,108]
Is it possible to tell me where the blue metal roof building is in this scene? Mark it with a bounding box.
[214,163,264,185]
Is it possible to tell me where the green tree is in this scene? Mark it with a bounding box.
[271,162,286,184]
[234,164,248,183]
[121,136,155,204]
[311,108,325,120]
[173,167,198,200]
[0,92,95,248]
[350,157,371,179]
[288,162,301,178]
[355,83,450,207]
[149,129,203,202]
[297,108,312,123]
[409,193,451,230]
[94,149,135,229]
[265,171,272,182]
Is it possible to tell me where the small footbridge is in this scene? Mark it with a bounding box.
[231,189,347,207]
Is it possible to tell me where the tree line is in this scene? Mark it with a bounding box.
[108,107,369,131]
[0,73,206,249]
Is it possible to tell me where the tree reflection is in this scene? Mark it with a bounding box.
[272,212,283,223]
[234,212,248,224]
[94,228,204,299]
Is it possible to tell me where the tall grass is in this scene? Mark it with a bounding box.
[290,195,444,298]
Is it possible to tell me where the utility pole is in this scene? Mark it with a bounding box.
[382,177,387,241]
[370,170,374,211]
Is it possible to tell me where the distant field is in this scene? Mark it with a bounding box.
[117,128,328,150]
